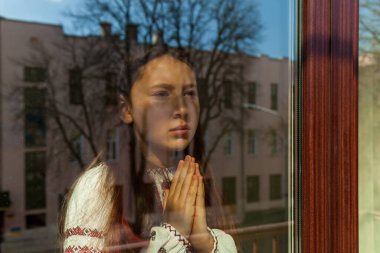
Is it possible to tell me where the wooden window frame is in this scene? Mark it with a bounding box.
[300,0,358,252]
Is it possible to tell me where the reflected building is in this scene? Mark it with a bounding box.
[0,17,289,252]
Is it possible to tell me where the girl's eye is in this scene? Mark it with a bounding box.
[184,90,196,96]
[152,91,170,97]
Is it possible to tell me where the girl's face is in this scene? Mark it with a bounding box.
[124,55,200,157]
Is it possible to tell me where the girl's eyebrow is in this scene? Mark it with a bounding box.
[150,83,196,89]
[150,83,174,90]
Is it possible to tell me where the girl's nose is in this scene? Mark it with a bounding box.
[172,96,188,120]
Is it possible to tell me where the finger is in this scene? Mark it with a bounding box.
[169,159,184,197]
[178,158,195,202]
[173,156,191,199]
[192,175,208,234]
[196,175,205,207]
[195,162,201,176]
[195,176,206,217]
[186,175,198,206]
[184,175,198,221]
[170,156,190,196]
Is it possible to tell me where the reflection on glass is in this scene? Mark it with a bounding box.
[360,1,380,252]
[0,0,294,252]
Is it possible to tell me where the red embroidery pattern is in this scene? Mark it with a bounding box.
[65,226,104,239]
[64,245,102,253]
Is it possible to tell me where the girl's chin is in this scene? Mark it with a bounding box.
[167,140,191,151]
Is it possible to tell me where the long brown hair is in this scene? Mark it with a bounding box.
[60,44,235,252]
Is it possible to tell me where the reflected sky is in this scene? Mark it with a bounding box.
[0,0,290,58]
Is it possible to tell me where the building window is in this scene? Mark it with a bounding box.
[105,72,118,105]
[270,83,278,110]
[25,152,46,210]
[248,82,256,104]
[247,176,260,203]
[224,81,233,109]
[24,67,46,82]
[106,128,118,161]
[26,213,46,229]
[69,67,83,105]
[270,130,278,154]
[223,131,232,155]
[197,78,208,108]
[24,87,46,147]
[269,174,282,200]
[70,134,84,162]
[247,129,256,154]
[222,177,236,205]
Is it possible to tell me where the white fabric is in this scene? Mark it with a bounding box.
[63,164,237,252]
[146,225,237,253]
[64,164,112,252]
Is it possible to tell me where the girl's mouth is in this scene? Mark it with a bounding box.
[169,125,190,137]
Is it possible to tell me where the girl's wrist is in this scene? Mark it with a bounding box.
[190,233,215,253]
[198,234,214,253]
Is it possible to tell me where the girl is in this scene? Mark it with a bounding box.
[61,46,237,253]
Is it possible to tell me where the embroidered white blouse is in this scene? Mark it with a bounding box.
[63,164,237,253]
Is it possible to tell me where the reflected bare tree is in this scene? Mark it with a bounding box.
[15,0,261,172]
[15,35,119,170]
[66,0,261,167]
[360,0,380,61]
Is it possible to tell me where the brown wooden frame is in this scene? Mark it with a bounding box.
[301,0,358,252]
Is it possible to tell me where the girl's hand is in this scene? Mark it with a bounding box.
[189,163,214,253]
[163,156,198,238]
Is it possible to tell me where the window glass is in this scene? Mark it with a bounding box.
[69,67,83,105]
[248,82,257,105]
[106,128,118,161]
[25,214,46,229]
[0,0,297,252]
[105,72,118,106]
[25,152,46,210]
[270,130,279,154]
[224,81,233,109]
[223,131,232,155]
[271,83,279,110]
[24,66,46,83]
[24,87,46,147]
[247,129,256,154]
[222,177,237,205]
[247,175,260,202]
[69,134,84,163]
[270,174,282,201]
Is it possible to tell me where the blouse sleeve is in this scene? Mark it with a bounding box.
[145,224,237,253]
[63,164,113,253]
[208,228,237,253]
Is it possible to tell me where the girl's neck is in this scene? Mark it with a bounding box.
[145,150,184,169]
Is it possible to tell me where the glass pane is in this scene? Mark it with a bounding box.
[360,1,380,252]
[0,0,298,252]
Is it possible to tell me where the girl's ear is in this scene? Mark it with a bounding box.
[119,94,133,124]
